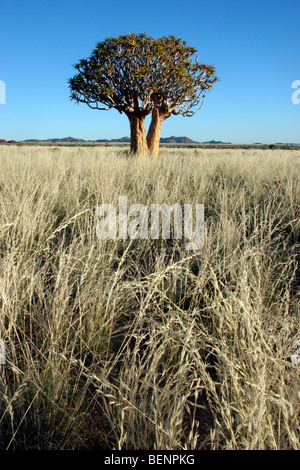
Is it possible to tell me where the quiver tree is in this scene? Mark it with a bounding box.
[68,33,218,157]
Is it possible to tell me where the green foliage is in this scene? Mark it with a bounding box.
[68,33,219,117]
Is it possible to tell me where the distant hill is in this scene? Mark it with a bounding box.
[24,136,85,143]
[96,137,130,142]
[275,142,300,145]
[111,137,130,143]
[10,137,299,147]
[22,136,197,144]
[202,140,232,144]
[160,136,196,144]
[22,136,232,144]
[50,137,86,143]
[98,136,197,144]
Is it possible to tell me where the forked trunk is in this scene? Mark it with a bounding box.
[146,109,167,158]
[128,113,148,156]
[127,109,168,158]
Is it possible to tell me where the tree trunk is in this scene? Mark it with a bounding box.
[146,109,166,158]
[127,113,148,156]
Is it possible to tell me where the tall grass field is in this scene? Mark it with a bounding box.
[0,145,299,450]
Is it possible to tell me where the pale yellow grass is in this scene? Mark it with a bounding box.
[0,144,299,449]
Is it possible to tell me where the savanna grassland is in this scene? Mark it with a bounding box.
[0,145,299,450]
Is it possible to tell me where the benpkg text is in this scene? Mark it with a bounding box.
[149,455,195,465]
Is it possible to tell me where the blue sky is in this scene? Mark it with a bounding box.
[0,0,299,143]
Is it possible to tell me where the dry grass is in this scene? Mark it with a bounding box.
[0,145,299,450]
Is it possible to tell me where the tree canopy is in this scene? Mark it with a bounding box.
[68,33,219,156]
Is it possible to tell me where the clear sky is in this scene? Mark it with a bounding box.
[0,0,299,143]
